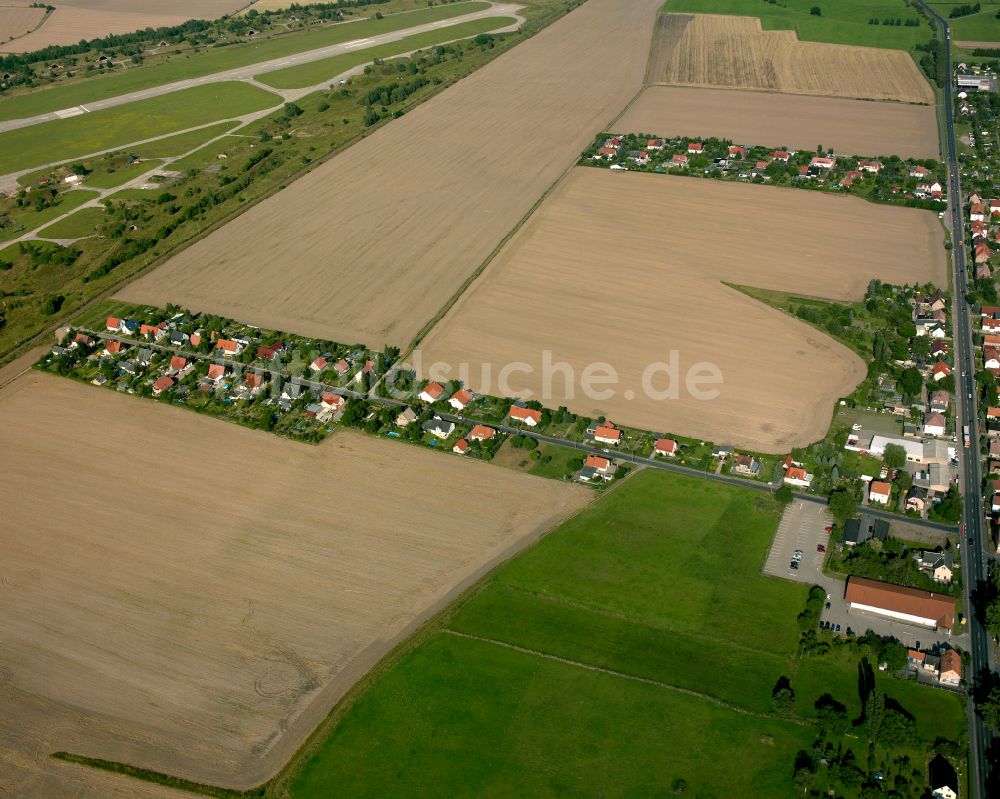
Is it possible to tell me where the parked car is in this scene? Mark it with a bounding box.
[835,624,841,632]
[792,549,803,560]
[790,561,799,570]
[817,544,826,553]
[823,526,832,533]
[825,601,831,609]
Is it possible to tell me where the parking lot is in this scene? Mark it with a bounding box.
[764,501,967,651]
[763,499,831,583]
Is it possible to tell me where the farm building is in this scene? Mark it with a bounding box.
[844,576,955,632]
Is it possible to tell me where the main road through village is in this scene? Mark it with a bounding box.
[917,3,995,796]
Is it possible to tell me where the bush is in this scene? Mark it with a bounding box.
[810,6,821,15]
[41,294,65,315]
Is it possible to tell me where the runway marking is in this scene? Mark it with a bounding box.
[54,106,87,118]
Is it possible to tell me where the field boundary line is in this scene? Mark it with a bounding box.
[443,629,815,727]
[490,582,796,661]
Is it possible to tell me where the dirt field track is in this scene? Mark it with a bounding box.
[649,13,934,104]
[616,86,940,160]
[0,4,45,46]
[418,168,947,453]
[118,0,665,350]
[0,1,245,53]
[0,373,588,793]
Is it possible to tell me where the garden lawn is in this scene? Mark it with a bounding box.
[663,0,931,49]
[38,207,106,239]
[0,2,490,121]
[0,83,279,174]
[289,633,816,799]
[257,16,516,88]
[0,190,98,242]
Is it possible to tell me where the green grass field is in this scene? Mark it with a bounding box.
[83,160,163,189]
[0,83,278,174]
[280,471,968,797]
[257,16,515,88]
[140,121,241,157]
[663,0,931,49]
[0,2,490,122]
[37,206,106,239]
[936,3,1000,42]
[0,189,98,242]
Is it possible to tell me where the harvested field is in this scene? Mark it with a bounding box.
[956,40,1000,48]
[417,168,947,453]
[650,13,934,104]
[616,85,940,160]
[0,1,244,53]
[118,0,666,350]
[0,5,45,46]
[0,372,588,792]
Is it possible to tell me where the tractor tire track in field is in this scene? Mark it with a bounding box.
[443,629,815,728]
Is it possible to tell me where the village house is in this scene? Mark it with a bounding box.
[671,153,688,167]
[909,165,930,178]
[869,481,892,505]
[206,363,227,384]
[843,514,889,546]
[321,392,345,414]
[905,486,929,513]
[152,376,174,396]
[918,550,955,583]
[783,466,813,488]
[243,372,268,395]
[509,405,542,426]
[930,340,949,358]
[168,355,188,374]
[418,381,445,403]
[448,388,474,411]
[731,454,760,476]
[469,424,495,442]
[216,339,243,357]
[593,424,622,445]
[930,361,951,381]
[923,412,946,437]
[422,416,455,438]
[333,359,350,377]
[728,145,745,158]
[858,159,882,173]
[770,150,790,161]
[102,340,125,358]
[840,170,862,188]
[938,649,962,686]
[646,138,665,150]
[257,340,283,359]
[309,355,328,373]
[971,202,986,222]
[395,407,418,427]
[453,439,469,455]
[578,454,614,483]
[975,242,992,264]
[654,438,678,457]
[686,141,703,154]
[984,316,1000,334]
[810,156,836,169]
[139,322,167,341]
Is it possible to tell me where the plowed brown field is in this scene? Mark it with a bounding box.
[616,86,940,159]
[650,13,934,104]
[0,5,44,46]
[0,1,244,53]
[0,373,588,792]
[417,168,947,453]
[118,0,665,350]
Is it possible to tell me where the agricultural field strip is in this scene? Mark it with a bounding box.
[442,628,812,723]
[0,2,518,132]
[65,326,956,531]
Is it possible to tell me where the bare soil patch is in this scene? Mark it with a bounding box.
[0,372,588,791]
[616,85,940,160]
[0,5,45,46]
[417,168,947,453]
[118,0,666,350]
[0,1,245,53]
[650,13,934,104]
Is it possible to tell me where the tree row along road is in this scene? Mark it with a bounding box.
[914,3,993,797]
[80,327,956,533]
[0,3,524,134]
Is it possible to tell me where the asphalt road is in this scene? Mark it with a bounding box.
[915,3,994,796]
[0,3,523,134]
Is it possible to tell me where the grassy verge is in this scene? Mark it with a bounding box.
[257,16,515,88]
[0,189,98,242]
[0,82,279,174]
[662,0,931,49]
[37,207,106,239]
[0,2,490,121]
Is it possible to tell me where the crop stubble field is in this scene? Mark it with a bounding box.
[418,168,947,453]
[0,373,589,793]
[0,4,44,46]
[649,13,934,103]
[616,85,940,159]
[118,0,667,350]
[0,0,246,53]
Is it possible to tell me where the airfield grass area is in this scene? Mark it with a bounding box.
[663,0,930,49]
[286,470,964,798]
[0,2,490,121]
[257,16,516,88]
[37,206,106,239]
[0,189,97,242]
[83,159,163,189]
[0,82,279,174]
